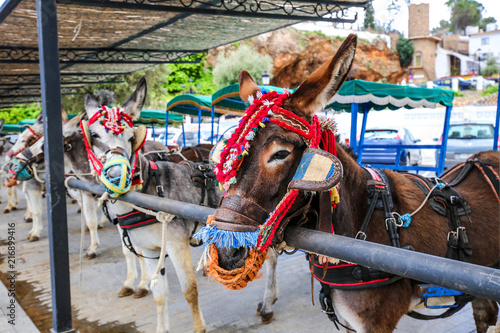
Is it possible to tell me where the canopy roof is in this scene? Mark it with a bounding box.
[211,84,296,112]
[166,94,222,117]
[0,0,367,107]
[325,79,455,112]
[136,109,182,126]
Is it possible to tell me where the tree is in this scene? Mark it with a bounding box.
[480,17,497,31]
[396,36,414,68]
[483,54,499,77]
[62,63,172,113]
[165,53,216,95]
[363,1,376,30]
[212,44,273,88]
[431,20,451,34]
[446,0,484,34]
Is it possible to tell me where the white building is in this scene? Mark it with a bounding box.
[435,45,475,78]
[469,29,500,72]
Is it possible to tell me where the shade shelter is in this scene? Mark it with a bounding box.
[324,79,457,175]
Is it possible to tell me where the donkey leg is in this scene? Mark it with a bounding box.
[134,254,150,298]
[24,182,33,222]
[81,192,100,259]
[4,186,15,213]
[27,187,43,241]
[97,210,108,228]
[142,251,170,333]
[167,237,205,333]
[257,250,278,324]
[117,226,139,298]
[472,298,499,333]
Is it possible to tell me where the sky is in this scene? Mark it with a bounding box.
[351,0,500,37]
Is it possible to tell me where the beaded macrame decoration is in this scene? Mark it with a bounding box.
[195,89,339,259]
[81,106,144,197]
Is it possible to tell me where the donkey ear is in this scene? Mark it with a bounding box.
[61,106,68,124]
[122,77,147,121]
[35,113,43,124]
[238,70,260,103]
[63,111,85,136]
[288,34,357,117]
[85,94,100,120]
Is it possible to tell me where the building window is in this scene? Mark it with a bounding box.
[482,37,489,45]
[414,52,423,67]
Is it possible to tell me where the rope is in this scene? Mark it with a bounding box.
[79,191,85,286]
[391,182,444,228]
[32,165,46,184]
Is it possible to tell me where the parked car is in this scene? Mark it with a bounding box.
[464,77,496,88]
[360,127,422,166]
[433,77,474,90]
[436,122,497,169]
[199,131,223,144]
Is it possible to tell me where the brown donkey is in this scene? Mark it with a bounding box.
[197,34,499,332]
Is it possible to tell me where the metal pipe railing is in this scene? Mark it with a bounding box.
[67,178,500,302]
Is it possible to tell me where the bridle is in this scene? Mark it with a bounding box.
[199,89,342,252]
[6,126,43,158]
[81,105,147,197]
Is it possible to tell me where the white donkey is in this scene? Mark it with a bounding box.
[79,79,280,332]
[1,135,20,214]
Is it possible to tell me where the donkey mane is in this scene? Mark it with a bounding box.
[334,134,357,160]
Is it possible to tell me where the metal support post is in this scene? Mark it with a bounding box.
[494,90,499,151]
[350,103,358,153]
[438,106,452,175]
[36,0,73,331]
[165,110,169,146]
[356,104,369,164]
[211,106,215,144]
[198,108,201,145]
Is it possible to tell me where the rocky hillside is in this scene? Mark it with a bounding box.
[207,28,406,88]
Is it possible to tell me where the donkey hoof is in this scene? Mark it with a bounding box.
[11,206,16,211]
[118,287,134,298]
[77,208,81,213]
[133,288,149,298]
[3,208,10,214]
[71,198,78,204]
[256,302,263,315]
[85,252,97,260]
[260,311,274,324]
[29,235,39,242]
[25,217,33,223]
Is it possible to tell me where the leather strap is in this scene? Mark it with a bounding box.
[318,191,332,233]
[214,195,269,230]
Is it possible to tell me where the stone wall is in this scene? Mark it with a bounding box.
[409,3,430,38]
[411,38,438,83]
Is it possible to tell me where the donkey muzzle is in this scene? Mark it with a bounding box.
[213,195,269,232]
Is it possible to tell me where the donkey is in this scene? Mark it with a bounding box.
[80,78,281,331]
[198,34,500,333]
[0,136,19,213]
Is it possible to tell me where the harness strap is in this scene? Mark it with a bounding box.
[122,228,166,260]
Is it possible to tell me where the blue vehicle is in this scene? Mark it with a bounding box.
[360,127,422,166]
[433,77,474,90]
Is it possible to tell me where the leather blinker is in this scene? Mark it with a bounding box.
[289,148,343,191]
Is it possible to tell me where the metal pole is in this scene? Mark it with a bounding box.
[438,105,452,175]
[198,108,201,145]
[211,106,215,145]
[493,90,499,151]
[165,110,169,146]
[350,103,358,154]
[36,0,73,332]
[356,104,369,164]
[65,178,500,302]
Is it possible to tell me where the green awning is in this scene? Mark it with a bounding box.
[325,79,455,112]
[211,84,296,113]
[1,124,29,133]
[166,94,220,117]
[135,109,182,126]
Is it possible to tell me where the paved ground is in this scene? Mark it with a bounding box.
[0,185,483,333]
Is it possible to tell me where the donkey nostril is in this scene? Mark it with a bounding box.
[219,247,249,270]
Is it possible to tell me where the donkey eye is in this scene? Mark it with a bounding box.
[269,150,290,162]
[128,137,134,143]
[92,133,100,139]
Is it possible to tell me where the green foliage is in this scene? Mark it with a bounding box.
[0,103,41,124]
[212,44,274,88]
[446,0,484,34]
[482,55,499,77]
[165,53,216,96]
[432,20,451,34]
[62,63,172,113]
[480,16,497,31]
[454,90,465,97]
[396,36,414,68]
[302,30,328,39]
[363,1,376,30]
[481,85,498,97]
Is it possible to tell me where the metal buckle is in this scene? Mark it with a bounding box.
[156,185,164,194]
[198,164,207,171]
[355,231,367,240]
[447,230,457,242]
[385,217,396,230]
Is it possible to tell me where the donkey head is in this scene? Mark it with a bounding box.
[82,78,148,197]
[199,35,357,288]
[5,113,44,162]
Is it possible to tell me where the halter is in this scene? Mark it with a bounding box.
[81,106,145,197]
[195,89,341,267]
[7,126,43,158]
